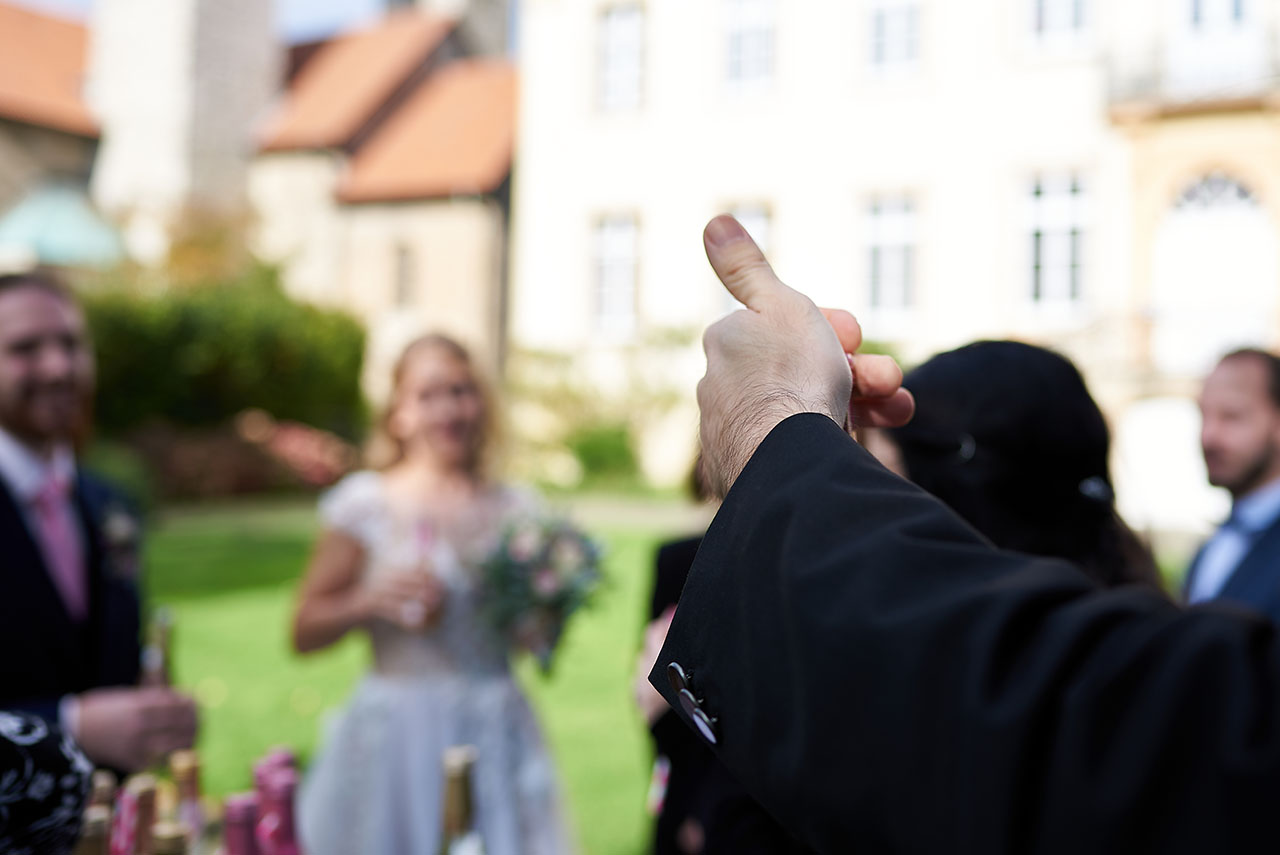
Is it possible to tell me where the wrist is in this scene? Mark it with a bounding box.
[713,394,813,496]
[58,694,81,742]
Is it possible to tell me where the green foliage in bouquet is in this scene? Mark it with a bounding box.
[481,518,604,673]
[82,265,368,440]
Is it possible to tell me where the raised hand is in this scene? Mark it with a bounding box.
[698,215,914,497]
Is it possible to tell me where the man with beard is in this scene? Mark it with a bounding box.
[0,271,196,772]
[1185,349,1280,624]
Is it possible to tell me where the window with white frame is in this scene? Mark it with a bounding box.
[393,243,417,308]
[1028,174,1085,304]
[867,197,916,309]
[723,204,772,310]
[598,4,644,112]
[593,215,639,336]
[1191,0,1247,29]
[1032,0,1087,42]
[726,0,776,89]
[1167,0,1262,96]
[870,1,920,70]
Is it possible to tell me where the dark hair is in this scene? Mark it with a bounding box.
[0,270,77,303]
[889,340,1159,590]
[1220,348,1280,409]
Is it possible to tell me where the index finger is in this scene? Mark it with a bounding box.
[703,215,794,312]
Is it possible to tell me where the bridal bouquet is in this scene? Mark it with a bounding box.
[480,517,603,672]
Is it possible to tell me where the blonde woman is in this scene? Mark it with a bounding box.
[293,335,571,855]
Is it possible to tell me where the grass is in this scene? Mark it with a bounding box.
[146,497,683,855]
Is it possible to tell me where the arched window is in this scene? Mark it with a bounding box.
[1152,171,1276,376]
[1175,173,1258,210]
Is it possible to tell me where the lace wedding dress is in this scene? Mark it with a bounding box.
[297,472,573,855]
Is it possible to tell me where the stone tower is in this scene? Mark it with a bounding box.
[87,0,280,264]
[412,0,512,56]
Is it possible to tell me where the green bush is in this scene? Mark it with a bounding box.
[83,267,367,440]
[564,422,638,486]
[82,439,155,514]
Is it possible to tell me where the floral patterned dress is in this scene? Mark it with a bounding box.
[297,472,573,855]
[0,712,92,855]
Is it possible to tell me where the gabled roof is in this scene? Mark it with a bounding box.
[337,60,516,204]
[261,11,455,152]
[0,2,95,137]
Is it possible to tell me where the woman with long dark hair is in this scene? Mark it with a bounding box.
[865,340,1160,590]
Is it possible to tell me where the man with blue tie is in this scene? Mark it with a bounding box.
[0,270,197,772]
[1185,348,1280,622]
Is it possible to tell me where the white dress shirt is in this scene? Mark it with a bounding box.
[1187,476,1280,604]
[0,426,80,549]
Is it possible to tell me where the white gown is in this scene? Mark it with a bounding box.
[298,471,573,855]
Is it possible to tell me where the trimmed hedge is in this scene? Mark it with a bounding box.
[83,267,367,440]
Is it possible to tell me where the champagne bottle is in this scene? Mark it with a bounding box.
[110,774,157,855]
[141,607,174,687]
[221,793,259,855]
[254,768,301,855]
[74,805,110,855]
[134,775,158,855]
[439,746,484,855]
[252,749,295,794]
[90,770,118,810]
[152,821,190,855]
[170,750,206,847]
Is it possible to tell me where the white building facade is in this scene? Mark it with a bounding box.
[512,0,1280,547]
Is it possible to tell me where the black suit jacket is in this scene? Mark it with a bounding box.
[0,471,142,722]
[652,414,1280,854]
[649,536,715,855]
[1184,514,1280,626]
[650,540,813,855]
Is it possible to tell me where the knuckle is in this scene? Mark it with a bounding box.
[722,255,771,283]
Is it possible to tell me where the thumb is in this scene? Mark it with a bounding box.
[704,215,793,312]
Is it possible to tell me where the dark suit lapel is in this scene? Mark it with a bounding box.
[1217,518,1280,606]
[74,474,143,689]
[0,477,44,573]
[0,477,80,674]
[73,475,108,676]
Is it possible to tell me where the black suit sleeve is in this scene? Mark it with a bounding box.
[651,414,1280,855]
[651,536,702,620]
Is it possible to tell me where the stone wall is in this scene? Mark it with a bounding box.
[0,119,95,213]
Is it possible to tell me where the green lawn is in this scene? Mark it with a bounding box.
[146,496,685,855]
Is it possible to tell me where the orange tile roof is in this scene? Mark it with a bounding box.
[0,2,95,137]
[261,11,455,152]
[337,60,516,204]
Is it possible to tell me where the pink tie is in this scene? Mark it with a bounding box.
[33,475,87,622]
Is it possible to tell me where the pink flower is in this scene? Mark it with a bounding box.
[508,524,543,562]
[533,567,562,598]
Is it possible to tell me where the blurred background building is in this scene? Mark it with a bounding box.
[0,0,514,400]
[512,0,1280,544]
[3,0,1280,544]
